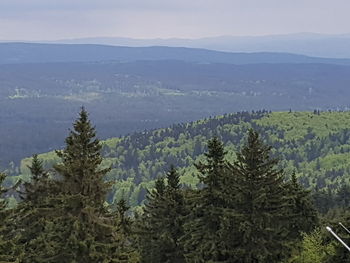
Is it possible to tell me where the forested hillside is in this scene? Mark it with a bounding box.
[2,109,350,262]
[3,59,350,166]
[7,110,350,211]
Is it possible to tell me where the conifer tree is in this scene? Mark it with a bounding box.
[19,154,51,203]
[15,154,59,263]
[285,173,318,241]
[138,166,186,263]
[50,107,134,262]
[0,172,21,262]
[20,108,136,262]
[113,199,140,263]
[138,177,166,263]
[161,165,186,263]
[181,137,230,262]
[229,129,292,262]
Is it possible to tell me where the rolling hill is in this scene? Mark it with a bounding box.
[2,58,350,166]
[7,110,350,209]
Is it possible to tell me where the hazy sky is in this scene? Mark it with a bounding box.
[1,0,349,40]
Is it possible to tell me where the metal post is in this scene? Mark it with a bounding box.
[326,226,350,252]
[339,222,350,235]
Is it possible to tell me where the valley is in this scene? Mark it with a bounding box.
[2,55,350,166]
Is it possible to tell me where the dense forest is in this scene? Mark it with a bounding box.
[6,110,350,213]
[0,109,350,263]
[3,57,350,167]
[1,109,350,262]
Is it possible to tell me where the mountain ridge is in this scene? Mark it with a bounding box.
[13,32,350,58]
[2,42,350,65]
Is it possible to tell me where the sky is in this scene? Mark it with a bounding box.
[0,0,350,40]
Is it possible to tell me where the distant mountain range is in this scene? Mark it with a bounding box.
[2,42,350,65]
[2,41,350,167]
[28,33,350,59]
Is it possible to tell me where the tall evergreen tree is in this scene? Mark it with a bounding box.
[113,199,140,262]
[138,166,186,263]
[15,154,59,263]
[285,172,318,241]
[228,129,292,262]
[138,177,166,263]
[19,108,136,262]
[51,107,135,262]
[161,165,186,263]
[181,137,231,262]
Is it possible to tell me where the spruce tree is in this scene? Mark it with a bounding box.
[161,165,186,263]
[285,173,318,241]
[15,154,59,263]
[138,166,186,263]
[51,107,133,262]
[229,129,292,262]
[0,173,21,262]
[181,137,230,262]
[138,177,166,263]
[113,199,140,263]
[20,108,135,262]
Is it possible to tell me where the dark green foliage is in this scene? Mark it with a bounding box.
[137,177,166,262]
[14,108,140,262]
[322,208,350,262]
[46,108,133,262]
[285,173,319,241]
[312,187,336,214]
[228,129,293,262]
[54,108,112,208]
[0,173,21,262]
[161,166,186,263]
[181,137,231,262]
[113,199,140,263]
[14,110,350,210]
[20,154,51,202]
[15,154,59,263]
[2,110,345,262]
[139,166,186,263]
[336,184,350,208]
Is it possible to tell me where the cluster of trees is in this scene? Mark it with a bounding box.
[1,109,350,262]
[76,111,350,208]
[0,109,138,262]
[11,111,350,211]
[137,132,321,262]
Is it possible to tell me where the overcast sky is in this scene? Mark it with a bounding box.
[1,0,349,40]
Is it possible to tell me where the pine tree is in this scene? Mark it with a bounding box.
[229,129,292,262]
[181,137,230,262]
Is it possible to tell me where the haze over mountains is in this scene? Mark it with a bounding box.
[2,42,350,65]
[2,39,350,167]
[40,33,350,59]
